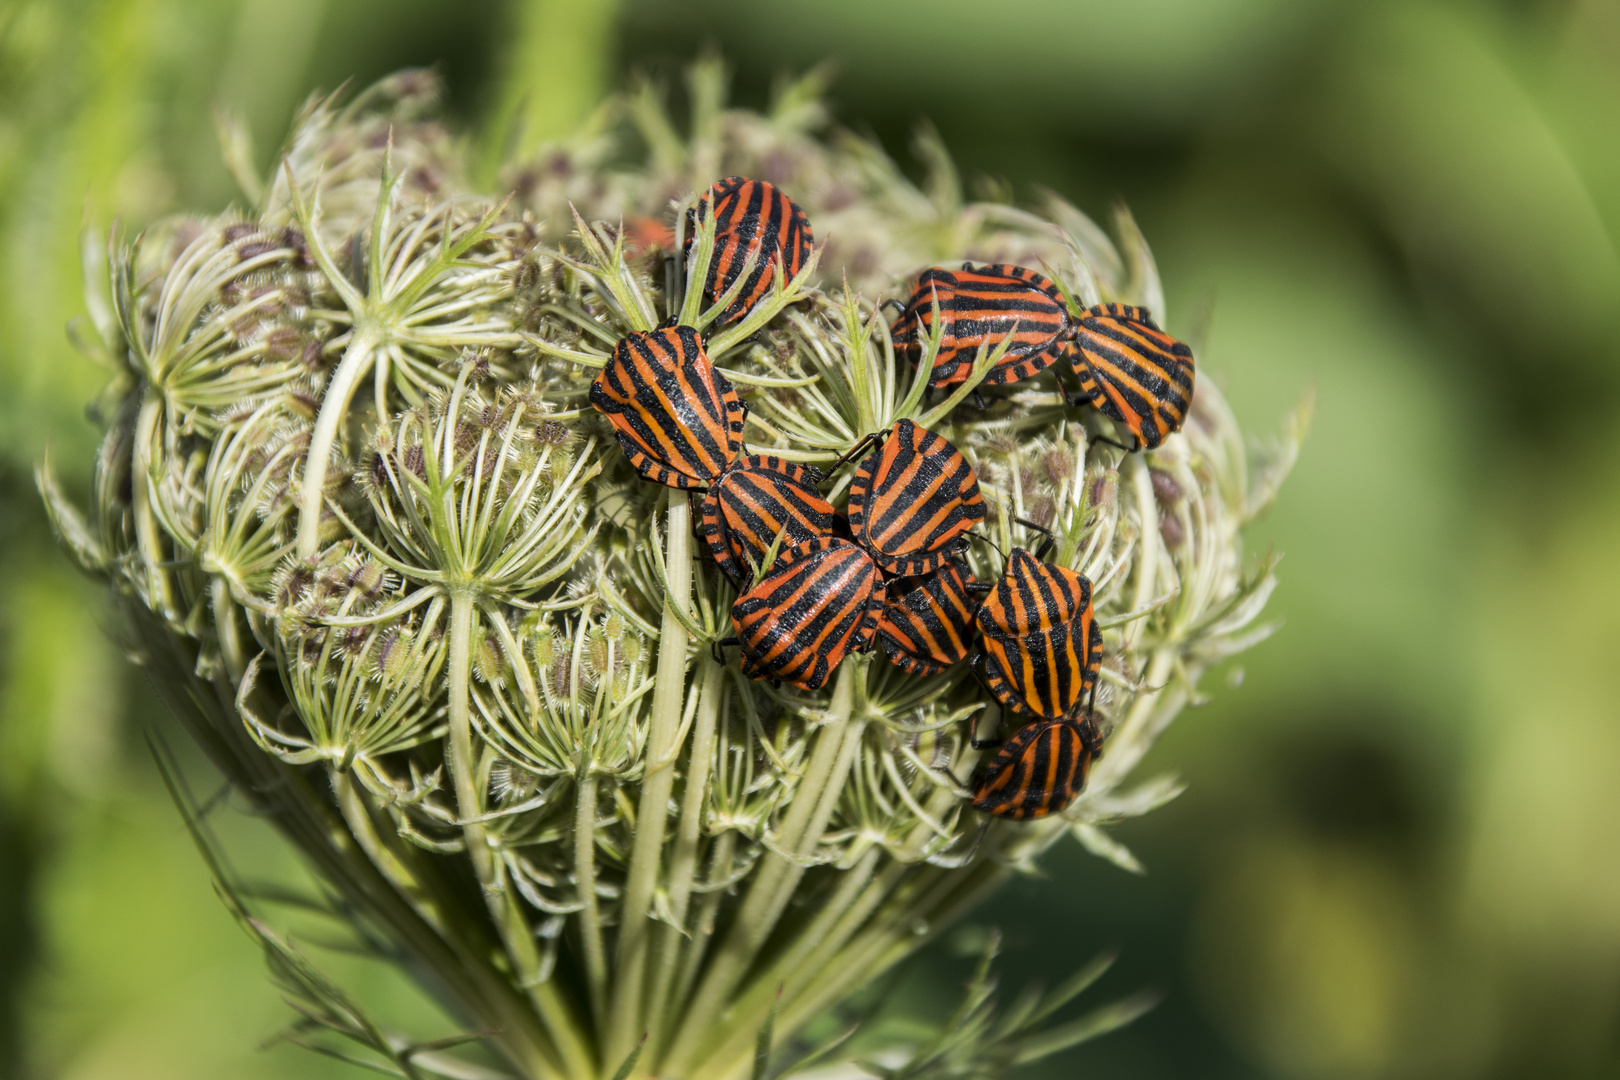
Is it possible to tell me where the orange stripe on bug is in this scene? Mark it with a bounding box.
[876,558,984,676]
[589,325,746,488]
[1070,303,1195,450]
[699,455,836,583]
[687,176,815,328]
[846,419,986,577]
[729,537,885,691]
[888,263,1076,390]
[974,548,1103,721]
[970,715,1103,819]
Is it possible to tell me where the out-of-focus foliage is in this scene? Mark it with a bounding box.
[5,0,1620,1078]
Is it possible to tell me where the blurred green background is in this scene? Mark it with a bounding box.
[5,0,1620,1077]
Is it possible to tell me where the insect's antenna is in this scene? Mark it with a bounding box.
[826,430,883,477]
[966,531,1006,561]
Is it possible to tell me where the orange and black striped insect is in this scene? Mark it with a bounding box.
[699,455,835,583]
[589,325,746,489]
[726,537,885,691]
[974,548,1103,723]
[845,419,986,578]
[687,176,814,327]
[876,558,985,676]
[1070,303,1195,451]
[887,263,1075,391]
[970,714,1102,819]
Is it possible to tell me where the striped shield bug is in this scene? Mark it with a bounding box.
[876,558,985,677]
[699,455,836,583]
[974,548,1103,722]
[887,263,1076,391]
[589,325,746,488]
[687,176,814,327]
[970,714,1103,819]
[1070,303,1195,450]
[728,537,886,691]
[845,419,986,577]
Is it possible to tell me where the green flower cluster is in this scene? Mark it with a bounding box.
[40,65,1302,1080]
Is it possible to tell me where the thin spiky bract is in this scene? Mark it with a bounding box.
[40,65,1303,1080]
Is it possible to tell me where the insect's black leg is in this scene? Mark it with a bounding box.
[879,298,906,317]
[1078,712,1104,757]
[1013,516,1059,560]
[972,390,990,411]
[1013,516,1055,539]
[968,707,1003,751]
[1087,433,1137,455]
[712,637,740,665]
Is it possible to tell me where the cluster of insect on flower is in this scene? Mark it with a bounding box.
[38,69,1299,1079]
[591,175,1197,822]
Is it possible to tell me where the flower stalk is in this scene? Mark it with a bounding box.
[609,489,693,1059]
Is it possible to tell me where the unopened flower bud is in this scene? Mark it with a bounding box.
[472,632,507,685]
[1042,447,1075,485]
[373,628,413,682]
[1150,469,1182,505]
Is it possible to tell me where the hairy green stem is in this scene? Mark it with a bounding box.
[670,830,735,1017]
[133,391,178,620]
[296,326,380,558]
[450,593,593,1080]
[660,662,861,1076]
[574,770,608,1030]
[754,716,868,944]
[703,847,883,1067]
[704,772,995,1075]
[730,860,1011,1080]
[141,609,566,1078]
[844,289,877,437]
[644,657,724,1059]
[209,575,247,683]
[608,489,694,1063]
[331,768,443,933]
[447,595,496,883]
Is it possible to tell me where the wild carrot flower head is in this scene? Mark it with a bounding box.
[40,62,1303,1080]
